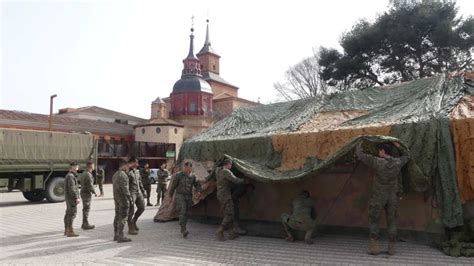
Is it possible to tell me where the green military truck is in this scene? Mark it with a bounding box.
[0,128,97,202]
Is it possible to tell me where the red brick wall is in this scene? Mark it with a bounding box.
[209,80,238,98]
[198,54,220,74]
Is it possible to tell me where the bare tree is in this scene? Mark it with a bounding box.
[274,51,330,101]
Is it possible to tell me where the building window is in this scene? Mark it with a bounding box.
[141,128,145,134]
[174,128,178,134]
[213,65,216,71]
[156,127,161,134]
[189,102,196,112]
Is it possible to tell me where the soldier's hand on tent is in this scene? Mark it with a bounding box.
[76,199,80,205]
[392,141,401,148]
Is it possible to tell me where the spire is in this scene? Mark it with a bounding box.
[198,19,216,55]
[186,27,198,60]
[181,17,201,77]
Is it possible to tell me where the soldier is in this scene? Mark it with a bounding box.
[96,167,105,197]
[281,190,317,244]
[215,159,247,241]
[64,162,80,237]
[168,161,202,237]
[112,159,132,243]
[140,163,152,206]
[231,182,254,235]
[127,157,146,235]
[356,141,410,256]
[80,161,97,230]
[156,162,169,206]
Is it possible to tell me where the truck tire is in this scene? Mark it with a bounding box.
[45,177,65,202]
[22,190,45,202]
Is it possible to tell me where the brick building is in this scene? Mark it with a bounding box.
[151,20,259,139]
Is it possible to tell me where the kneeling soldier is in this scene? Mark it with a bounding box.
[281,190,317,244]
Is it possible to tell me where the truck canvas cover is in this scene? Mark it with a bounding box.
[0,128,96,172]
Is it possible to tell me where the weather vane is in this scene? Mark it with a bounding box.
[191,15,195,28]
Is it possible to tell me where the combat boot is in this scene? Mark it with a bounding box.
[66,227,79,237]
[128,223,138,235]
[228,229,239,240]
[64,226,67,236]
[117,236,132,243]
[367,238,380,255]
[133,222,139,231]
[388,240,396,255]
[113,235,118,241]
[180,225,189,237]
[304,230,314,244]
[233,223,248,235]
[81,220,95,230]
[215,226,225,241]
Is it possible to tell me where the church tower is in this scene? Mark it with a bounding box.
[196,20,239,98]
[169,26,213,139]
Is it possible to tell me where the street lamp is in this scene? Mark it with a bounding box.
[49,94,57,131]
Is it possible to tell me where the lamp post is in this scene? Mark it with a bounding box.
[49,94,57,131]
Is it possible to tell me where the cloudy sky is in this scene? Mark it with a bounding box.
[1,0,473,119]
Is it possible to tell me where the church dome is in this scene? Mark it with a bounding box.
[172,76,212,94]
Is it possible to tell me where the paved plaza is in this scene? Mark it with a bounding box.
[0,184,472,265]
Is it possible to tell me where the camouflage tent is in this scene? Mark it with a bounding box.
[176,75,473,230]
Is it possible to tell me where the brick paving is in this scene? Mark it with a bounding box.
[0,185,472,265]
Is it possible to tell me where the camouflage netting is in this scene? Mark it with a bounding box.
[178,75,472,229]
[218,136,428,192]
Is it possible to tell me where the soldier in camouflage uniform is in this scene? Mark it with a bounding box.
[281,190,317,244]
[64,162,80,237]
[356,141,410,256]
[80,161,97,230]
[168,161,202,237]
[215,159,246,241]
[112,159,132,243]
[127,157,146,235]
[140,163,153,206]
[96,167,105,197]
[156,162,169,206]
[231,182,254,235]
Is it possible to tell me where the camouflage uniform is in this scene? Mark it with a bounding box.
[356,144,410,241]
[113,170,132,240]
[216,167,245,229]
[80,171,96,228]
[156,168,169,205]
[168,171,202,227]
[281,194,317,242]
[96,168,105,196]
[140,168,152,205]
[64,171,80,231]
[128,168,146,231]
